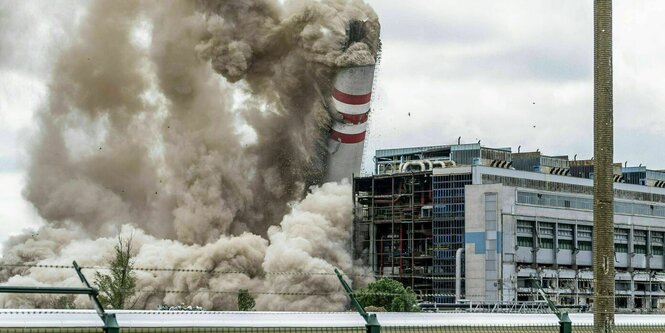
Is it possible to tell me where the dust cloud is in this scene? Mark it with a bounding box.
[0,0,379,310]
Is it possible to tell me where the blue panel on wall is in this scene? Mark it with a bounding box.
[465,232,486,254]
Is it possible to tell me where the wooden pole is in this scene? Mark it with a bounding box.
[593,1,615,332]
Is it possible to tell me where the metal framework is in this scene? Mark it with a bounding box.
[353,172,434,299]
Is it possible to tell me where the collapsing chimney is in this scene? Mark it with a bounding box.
[344,20,365,49]
[324,20,377,182]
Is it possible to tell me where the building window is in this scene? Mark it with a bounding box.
[634,230,647,244]
[652,246,664,255]
[517,220,534,234]
[615,243,628,253]
[634,245,647,254]
[538,222,554,236]
[517,279,533,288]
[517,237,533,247]
[558,224,573,237]
[577,225,593,239]
[614,228,628,242]
[540,238,554,249]
[558,239,573,250]
[616,281,631,291]
[578,241,592,251]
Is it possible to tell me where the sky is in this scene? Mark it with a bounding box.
[1,1,665,248]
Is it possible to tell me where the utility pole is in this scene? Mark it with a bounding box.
[593,1,614,332]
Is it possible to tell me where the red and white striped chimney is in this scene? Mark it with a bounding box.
[324,65,375,182]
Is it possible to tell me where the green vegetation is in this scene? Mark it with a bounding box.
[356,278,420,312]
[94,236,137,309]
[238,288,255,311]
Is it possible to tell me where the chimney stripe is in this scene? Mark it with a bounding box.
[330,130,366,144]
[332,99,371,115]
[339,112,369,124]
[332,88,372,105]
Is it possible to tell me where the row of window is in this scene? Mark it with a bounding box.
[517,220,664,244]
[433,174,472,183]
[540,156,570,169]
[517,191,665,218]
[517,237,560,249]
[482,174,665,203]
[433,220,464,228]
[517,221,594,240]
[434,197,465,205]
[517,236,665,254]
[432,204,465,213]
[480,148,512,162]
[433,188,465,198]
[432,249,462,259]
[612,244,664,254]
[433,234,464,244]
[517,191,593,210]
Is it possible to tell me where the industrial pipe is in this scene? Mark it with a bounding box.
[399,160,428,172]
[432,160,456,169]
[432,161,445,169]
[422,159,433,170]
[455,247,464,303]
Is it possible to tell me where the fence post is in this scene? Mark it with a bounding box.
[530,274,573,333]
[0,262,120,332]
[103,313,120,333]
[73,261,120,333]
[559,311,572,333]
[334,268,380,333]
[366,313,380,333]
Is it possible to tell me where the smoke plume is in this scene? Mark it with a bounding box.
[0,0,379,310]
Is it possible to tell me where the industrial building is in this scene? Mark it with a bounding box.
[353,143,665,311]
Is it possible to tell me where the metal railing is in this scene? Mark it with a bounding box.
[0,261,119,333]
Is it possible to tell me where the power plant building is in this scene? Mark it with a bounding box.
[353,143,665,310]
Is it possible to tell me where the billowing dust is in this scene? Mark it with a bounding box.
[0,0,379,311]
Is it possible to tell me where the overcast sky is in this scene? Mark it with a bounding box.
[2,1,665,247]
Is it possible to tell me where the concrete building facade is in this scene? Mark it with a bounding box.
[353,144,665,310]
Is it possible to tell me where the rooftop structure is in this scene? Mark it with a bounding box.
[623,166,665,188]
[511,152,570,176]
[374,143,512,175]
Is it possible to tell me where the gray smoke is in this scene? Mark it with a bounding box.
[0,0,379,311]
